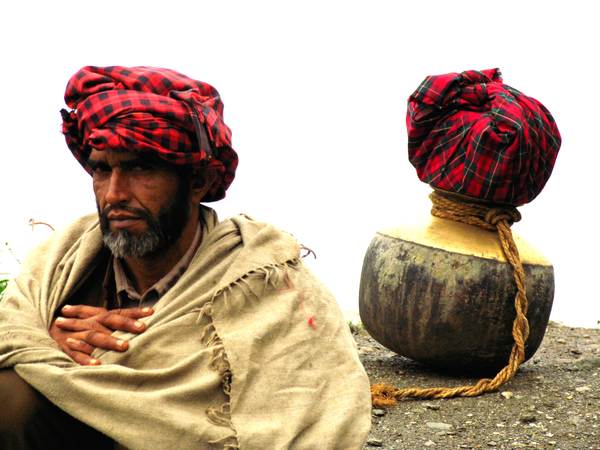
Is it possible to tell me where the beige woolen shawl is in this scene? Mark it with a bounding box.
[0,209,371,449]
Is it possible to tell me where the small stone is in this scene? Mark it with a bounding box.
[366,438,383,447]
[424,403,441,410]
[557,339,566,344]
[575,386,591,393]
[424,441,436,447]
[487,442,498,447]
[571,349,583,355]
[519,413,536,423]
[501,391,514,399]
[568,415,583,426]
[426,422,452,430]
[437,430,457,436]
[372,409,387,417]
[571,357,600,371]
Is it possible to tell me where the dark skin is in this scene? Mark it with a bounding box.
[49,149,218,366]
[50,305,153,365]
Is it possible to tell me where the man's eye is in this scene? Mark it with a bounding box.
[129,164,154,172]
[91,166,110,175]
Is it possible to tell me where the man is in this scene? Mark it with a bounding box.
[0,66,371,449]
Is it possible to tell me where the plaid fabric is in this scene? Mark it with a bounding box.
[406,68,561,205]
[61,66,238,202]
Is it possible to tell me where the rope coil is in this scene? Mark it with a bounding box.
[371,191,530,408]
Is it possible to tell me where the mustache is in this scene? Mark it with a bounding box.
[99,205,151,220]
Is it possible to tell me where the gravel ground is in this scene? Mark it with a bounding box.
[350,320,600,450]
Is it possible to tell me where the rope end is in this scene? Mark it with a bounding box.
[371,383,400,408]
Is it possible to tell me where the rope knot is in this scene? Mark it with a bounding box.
[484,207,521,227]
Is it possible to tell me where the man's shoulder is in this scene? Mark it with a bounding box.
[224,213,300,254]
[199,213,303,289]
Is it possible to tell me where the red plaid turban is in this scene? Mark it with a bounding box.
[407,69,561,205]
[61,66,238,202]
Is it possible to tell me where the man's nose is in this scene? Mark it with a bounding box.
[105,170,130,205]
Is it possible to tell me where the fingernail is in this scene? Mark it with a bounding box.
[90,359,100,365]
[142,307,152,314]
[117,339,126,349]
[55,317,66,324]
[66,338,76,344]
[134,321,144,329]
[62,305,72,310]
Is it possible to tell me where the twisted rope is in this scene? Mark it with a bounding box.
[371,191,530,408]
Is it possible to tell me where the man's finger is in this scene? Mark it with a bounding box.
[58,327,130,354]
[64,348,101,366]
[107,307,154,319]
[77,330,130,352]
[65,337,97,355]
[53,317,114,335]
[61,304,109,319]
[93,311,151,334]
[60,305,153,321]
[60,306,153,334]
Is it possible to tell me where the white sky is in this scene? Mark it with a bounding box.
[1,1,598,327]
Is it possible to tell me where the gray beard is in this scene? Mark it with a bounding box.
[102,227,163,259]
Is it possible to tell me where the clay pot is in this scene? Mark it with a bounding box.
[358,213,554,375]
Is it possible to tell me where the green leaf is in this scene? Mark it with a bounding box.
[0,278,8,302]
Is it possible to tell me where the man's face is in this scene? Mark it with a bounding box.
[88,149,192,258]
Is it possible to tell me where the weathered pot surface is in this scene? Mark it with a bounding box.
[359,214,554,375]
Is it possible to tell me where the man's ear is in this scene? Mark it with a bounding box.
[190,167,219,202]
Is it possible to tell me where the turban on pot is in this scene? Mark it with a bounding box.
[61,65,238,202]
[406,68,561,205]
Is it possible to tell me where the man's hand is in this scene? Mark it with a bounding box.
[49,304,154,366]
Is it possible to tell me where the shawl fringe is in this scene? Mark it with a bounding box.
[200,302,238,447]
[201,258,304,448]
